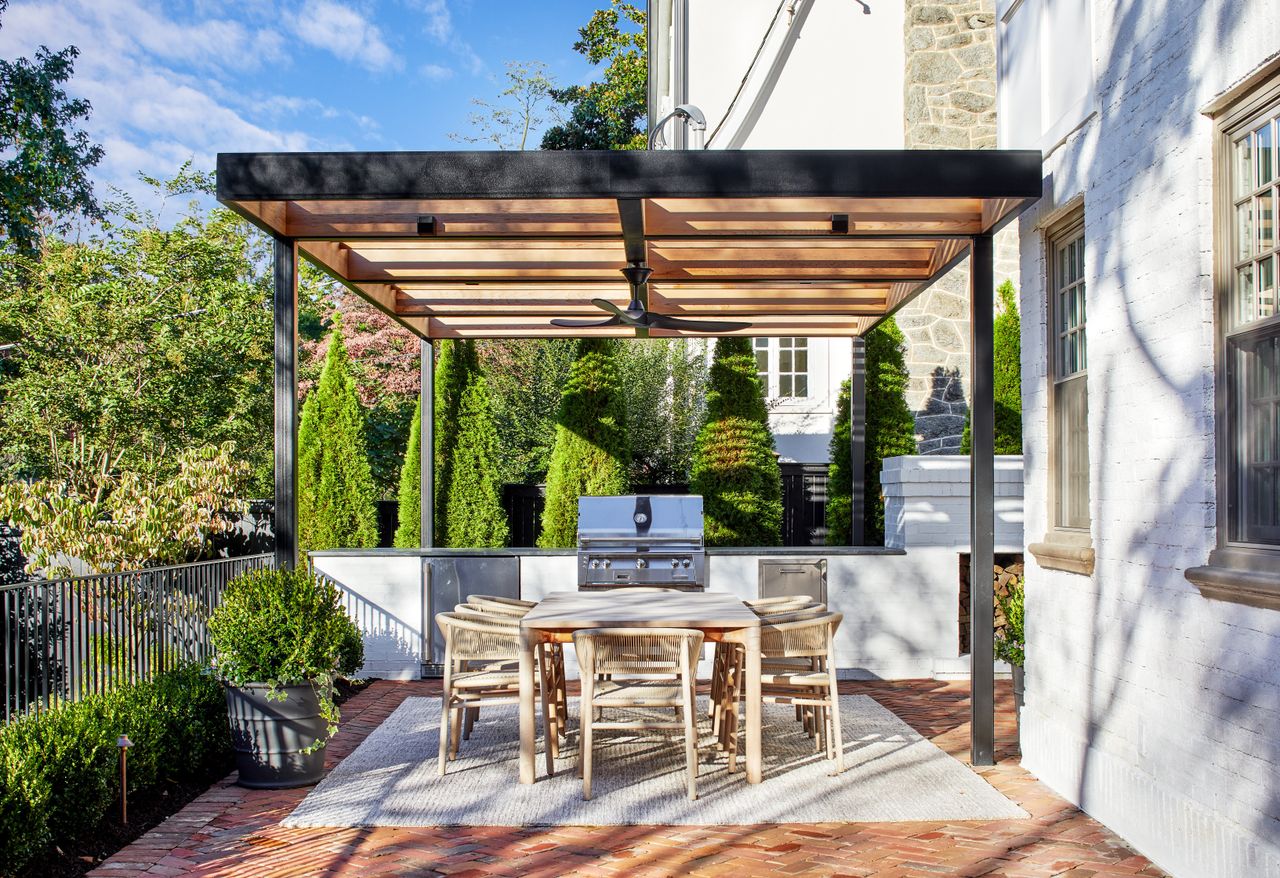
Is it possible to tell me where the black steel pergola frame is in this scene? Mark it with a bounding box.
[218,148,1041,766]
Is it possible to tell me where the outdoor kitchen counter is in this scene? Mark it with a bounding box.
[310,545,953,683]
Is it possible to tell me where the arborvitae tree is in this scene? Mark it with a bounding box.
[431,339,474,546]
[392,395,422,548]
[826,318,917,545]
[690,337,782,546]
[297,320,379,554]
[538,338,630,547]
[442,374,509,547]
[961,280,1023,454]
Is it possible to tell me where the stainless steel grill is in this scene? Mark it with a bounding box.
[576,495,706,590]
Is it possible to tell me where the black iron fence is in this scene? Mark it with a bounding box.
[0,554,272,722]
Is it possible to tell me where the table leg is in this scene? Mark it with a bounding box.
[745,625,762,784]
[519,626,536,784]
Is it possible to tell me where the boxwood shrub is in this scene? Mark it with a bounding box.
[0,665,231,876]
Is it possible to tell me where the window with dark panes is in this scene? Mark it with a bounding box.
[1225,96,1280,546]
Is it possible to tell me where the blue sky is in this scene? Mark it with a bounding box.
[0,0,607,202]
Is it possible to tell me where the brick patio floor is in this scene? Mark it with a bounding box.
[90,679,1168,878]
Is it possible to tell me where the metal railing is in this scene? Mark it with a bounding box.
[1,554,272,721]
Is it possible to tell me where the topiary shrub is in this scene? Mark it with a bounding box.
[298,318,379,555]
[393,394,423,548]
[443,373,509,547]
[538,338,630,547]
[961,279,1023,455]
[690,338,782,546]
[209,567,363,746]
[827,318,917,545]
[0,665,230,877]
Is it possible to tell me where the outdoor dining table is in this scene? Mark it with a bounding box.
[517,590,764,785]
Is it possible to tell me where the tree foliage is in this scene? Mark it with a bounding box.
[0,171,274,491]
[0,1,105,254]
[618,339,708,485]
[826,319,917,546]
[538,339,630,547]
[961,280,1023,455]
[0,439,248,577]
[481,339,576,485]
[297,320,379,555]
[393,395,423,548]
[451,61,561,151]
[690,338,782,547]
[541,1,647,151]
[429,340,508,548]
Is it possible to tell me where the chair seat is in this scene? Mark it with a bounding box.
[594,679,685,707]
[761,670,831,687]
[452,668,521,689]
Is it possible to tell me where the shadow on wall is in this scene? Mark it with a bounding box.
[334,581,421,678]
[1029,0,1277,870]
[914,366,968,454]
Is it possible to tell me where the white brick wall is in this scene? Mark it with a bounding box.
[1012,2,1280,875]
[881,455,1025,551]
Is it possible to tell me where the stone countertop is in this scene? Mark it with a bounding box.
[308,546,905,558]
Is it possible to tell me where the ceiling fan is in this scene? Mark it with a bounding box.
[550,263,751,333]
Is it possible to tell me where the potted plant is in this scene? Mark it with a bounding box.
[996,577,1025,719]
[209,566,363,788]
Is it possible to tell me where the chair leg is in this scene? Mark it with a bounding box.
[581,668,595,800]
[438,695,452,776]
[449,702,463,760]
[827,667,844,775]
[536,645,558,774]
[463,706,477,740]
[682,648,698,800]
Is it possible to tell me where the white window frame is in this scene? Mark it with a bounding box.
[754,337,812,400]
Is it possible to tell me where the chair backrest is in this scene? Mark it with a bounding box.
[452,604,520,627]
[436,612,521,663]
[759,612,842,660]
[755,604,828,623]
[573,627,704,677]
[464,595,529,617]
[604,587,679,593]
[471,594,536,609]
[746,595,814,612]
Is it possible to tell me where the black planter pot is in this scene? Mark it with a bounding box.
[225,682,327,789]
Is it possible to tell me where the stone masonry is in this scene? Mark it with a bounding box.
[897,0,1018,454]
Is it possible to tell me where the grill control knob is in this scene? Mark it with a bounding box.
[670,558,680,568]
[636,558,648,569]
[681,558,691,568]
[602,558,611,568]
[590,559,600,569]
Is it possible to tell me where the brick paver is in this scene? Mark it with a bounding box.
[90,680,1168,877]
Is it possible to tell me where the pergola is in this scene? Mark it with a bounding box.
[216,148,1041,764]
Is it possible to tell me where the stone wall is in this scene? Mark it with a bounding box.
[898,0,1018,454]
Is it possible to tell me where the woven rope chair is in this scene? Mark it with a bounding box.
[573,627,704,801]
[717,612,845,775]
[435,611,559,777]
[467,594,536,615]
[709,600,826,727]
[450,603,568,758]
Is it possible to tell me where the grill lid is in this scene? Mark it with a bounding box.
[577,495,704,543]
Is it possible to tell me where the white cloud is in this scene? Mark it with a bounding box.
[290,0,401,72]
[420,63,454,81]
[413,0,484,76]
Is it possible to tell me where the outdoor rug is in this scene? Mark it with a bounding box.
[282,695,1025,827]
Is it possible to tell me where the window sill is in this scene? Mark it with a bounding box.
[1028,530,1094,575]
[1185,548,1280,611]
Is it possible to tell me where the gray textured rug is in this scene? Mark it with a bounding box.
[283,695,1024,827]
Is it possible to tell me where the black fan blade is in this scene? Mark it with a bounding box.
[649,314,752,333]
[549,316,623,328]
[591,298,644,326]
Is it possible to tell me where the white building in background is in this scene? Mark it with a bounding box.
[650,0,1016,467]
[999,0,1280,876]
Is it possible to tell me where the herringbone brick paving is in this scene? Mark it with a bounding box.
[89,679,1169,877]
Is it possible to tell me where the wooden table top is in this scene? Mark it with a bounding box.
[521,590,760,631]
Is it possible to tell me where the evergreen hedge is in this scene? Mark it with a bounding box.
[690,337,782,546]
[393,395,422,548]
[961,279,1023,454]
[538,338,630,547]
[826,318,917,545]
[298,321,379,554]
[0,666,230,877]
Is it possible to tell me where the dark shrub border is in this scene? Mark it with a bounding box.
[0,665,231,877]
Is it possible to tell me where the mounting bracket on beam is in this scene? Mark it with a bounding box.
[417,215,438,236]
[830,214,849,234]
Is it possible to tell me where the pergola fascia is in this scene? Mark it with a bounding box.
[217,148,1042,766]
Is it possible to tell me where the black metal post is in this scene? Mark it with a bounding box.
[273,237,298,570]
[969,233,996,766]
[420,339,434,548]
[849,336,868,546]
